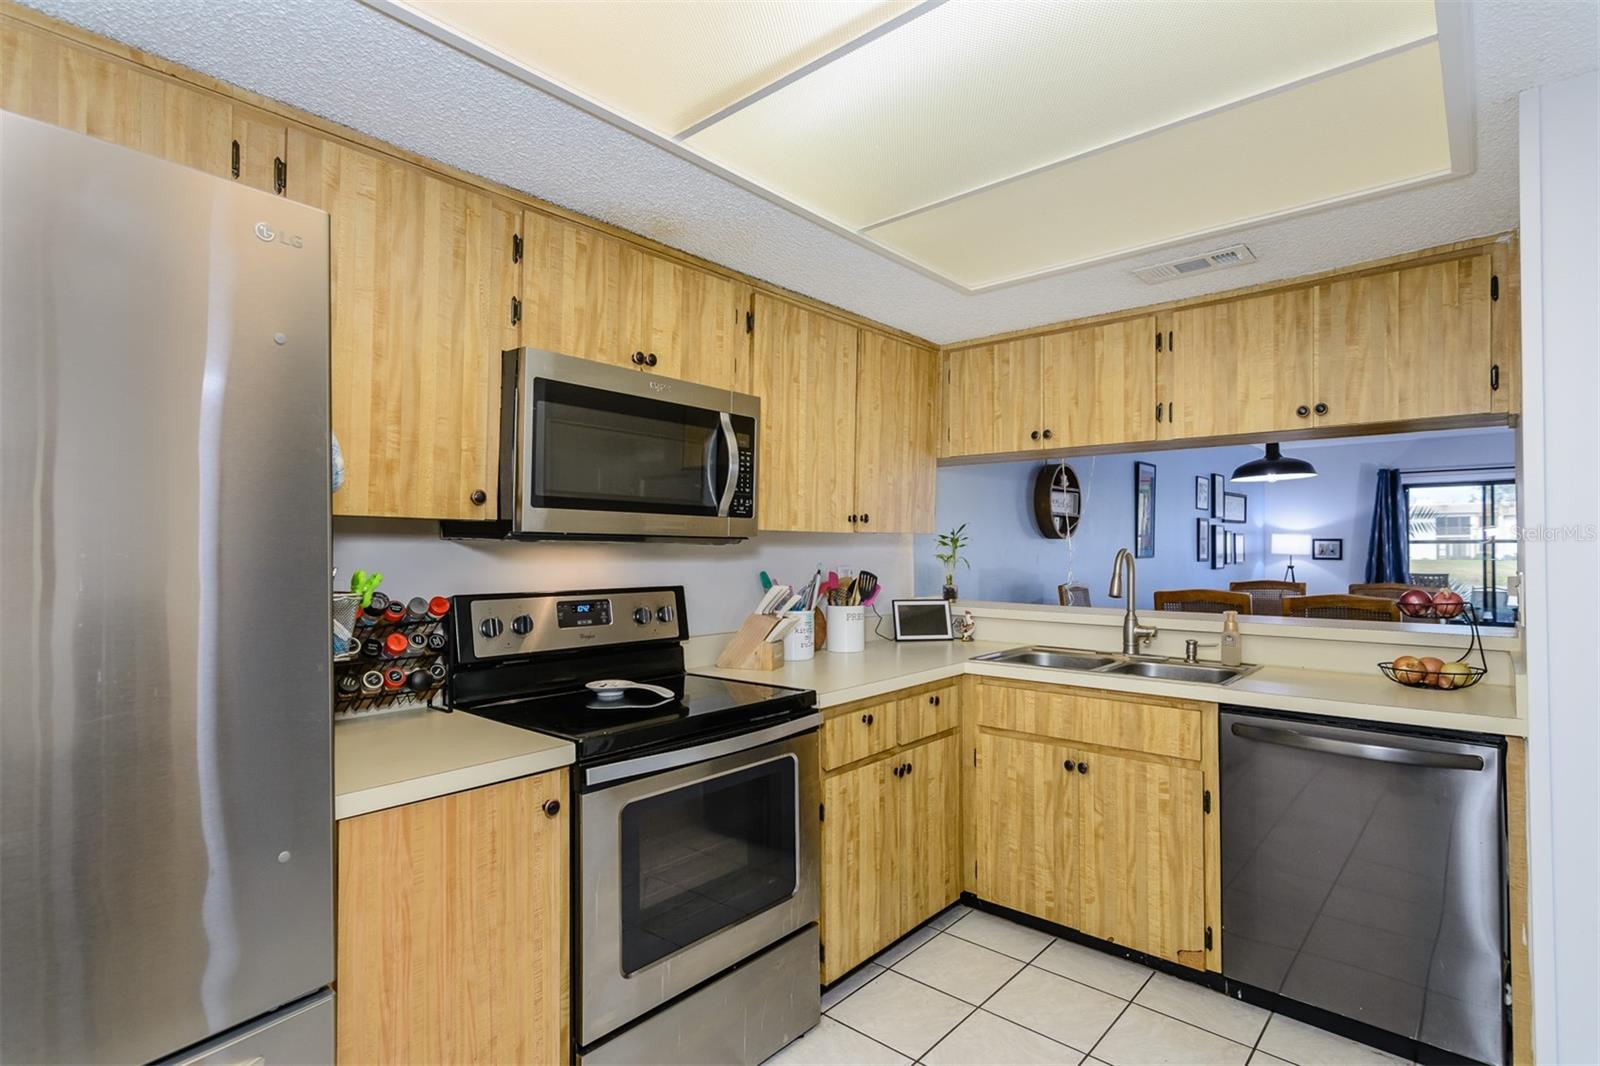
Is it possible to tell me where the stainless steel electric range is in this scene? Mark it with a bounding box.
[446,587,821,1065]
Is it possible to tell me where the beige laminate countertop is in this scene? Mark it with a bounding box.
[696,636,1525,737]
[334,708,574,820]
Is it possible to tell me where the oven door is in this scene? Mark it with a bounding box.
[576,719,819,1047]
[509,348,758,539]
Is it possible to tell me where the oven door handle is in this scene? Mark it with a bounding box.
[584,712,820,788]
[714,412,738,518]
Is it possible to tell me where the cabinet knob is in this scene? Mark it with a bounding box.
[861,713,873,725]
[645,352,658,367]
[905,762,913,776]
[859,513,869,525]
[848,514,857,524]
[1077,761,1088,774]
[542,799,561,817]
[1064,759,1072,772]
[1042,429,1053,440]
[1314,402,1328,415]
[1295,405,1310,419]
[1031,430,1041,441]
[631,351,646,365]
[469,489,488,506]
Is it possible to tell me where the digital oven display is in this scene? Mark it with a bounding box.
[556,598,612,628]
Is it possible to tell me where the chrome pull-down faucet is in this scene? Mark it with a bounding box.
[1108,547,1158,656]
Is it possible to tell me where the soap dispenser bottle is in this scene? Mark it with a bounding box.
[1219,610,1243,667]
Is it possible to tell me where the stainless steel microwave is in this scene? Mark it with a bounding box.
[497,348,758,540]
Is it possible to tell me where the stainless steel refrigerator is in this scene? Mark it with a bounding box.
[1,113,334,1064]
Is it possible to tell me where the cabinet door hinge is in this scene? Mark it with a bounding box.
[1203,789,1211,814]
[1490,364,1501,391]
[818,802,825,822]
[512,232,523,264]
[230,139,240,179]
[273,157,286,196]
[972,748,978,767]
[510,296,523,326]
[973,859,979,880]
[819,942,825,963]
[745,310,755,334]
[1491,274,1500,301]
[1155,330,1163,353]
[1204,926,1214,951]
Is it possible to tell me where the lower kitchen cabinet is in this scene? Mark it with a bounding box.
[336,770,569,1065]
[819,698,960,984]
[970,680,1216,970]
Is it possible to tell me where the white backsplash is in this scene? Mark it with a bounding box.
[332,520,915,636]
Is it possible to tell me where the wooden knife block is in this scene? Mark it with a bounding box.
[715,614,786,670]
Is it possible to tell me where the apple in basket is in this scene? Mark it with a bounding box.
[1398,588,1434,618]
[1432,589,1465,619]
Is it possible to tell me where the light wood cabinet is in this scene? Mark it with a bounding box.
[523,210,750,390]
[1159,288,1315,440]
[855,330,939,533]
[2,19,232,178]
[289,128,519,519]
[1075,748,1206,966]
[752,293,859,533]
[819,688,962,984]
[896,683,958,747]
[941,316,1156,458]
[336,770,568,1065]
[230,103,285,195]
[1313,254,1495,426]
[969,680,1214,968]
[973,731,1078,930]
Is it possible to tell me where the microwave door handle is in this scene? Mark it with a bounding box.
[715,413,737,517]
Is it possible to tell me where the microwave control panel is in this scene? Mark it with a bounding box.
[730,433,754,518]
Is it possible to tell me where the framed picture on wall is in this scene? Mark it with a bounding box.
[1211,524,1228,569]
[1197,519,1210,562]
[1195,476,1210,512]
[1234,533,1245,564]
[1210,474,1227,518]
[1223,491,1247,523]
[1313,538,1343,560]
[1134,462,1157,558]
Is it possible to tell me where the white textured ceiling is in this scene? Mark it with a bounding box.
[21,0,1598,344]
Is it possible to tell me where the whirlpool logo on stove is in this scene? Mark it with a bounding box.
[254,221,304,249]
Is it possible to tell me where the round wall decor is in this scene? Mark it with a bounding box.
[1033,462,1082,539]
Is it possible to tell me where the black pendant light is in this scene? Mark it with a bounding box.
[1231,443,1317,483]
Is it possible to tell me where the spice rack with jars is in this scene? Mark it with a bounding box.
[334,591,451,720]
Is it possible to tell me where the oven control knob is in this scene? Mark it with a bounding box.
[657,605,675,624]
[633,607,653,626]
[479,617,503,639]
[511,614,533,636]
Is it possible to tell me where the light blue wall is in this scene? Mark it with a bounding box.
[1260,428,1515,589]
[914,443,1268,609]
[914,428,1515,609]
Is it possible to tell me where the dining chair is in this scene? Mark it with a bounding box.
[1348,582,1419,600]
[1153,589,1252,614]
[1282,594,1402,622]
[1229,580,1306,616]
[1058,584,1092,607]
[1409,573,1451,589]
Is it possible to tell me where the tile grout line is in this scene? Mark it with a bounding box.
[1082,970,1152,1063]
[823,1010,931,1064]
[911,931,1060,1064]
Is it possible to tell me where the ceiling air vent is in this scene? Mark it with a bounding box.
[1133,244,1257,284]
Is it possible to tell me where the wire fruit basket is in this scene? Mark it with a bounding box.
[1377,601,1489,691]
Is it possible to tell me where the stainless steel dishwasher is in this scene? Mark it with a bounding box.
[1220,708,1506,1065]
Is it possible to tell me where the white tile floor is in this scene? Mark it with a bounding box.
[766,906,1416,1066]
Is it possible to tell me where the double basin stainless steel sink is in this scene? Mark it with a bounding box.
[974,646,1259,686]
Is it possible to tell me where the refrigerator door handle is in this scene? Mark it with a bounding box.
[1229,722,1485,770]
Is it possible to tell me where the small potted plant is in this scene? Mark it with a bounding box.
[935,523,970,602]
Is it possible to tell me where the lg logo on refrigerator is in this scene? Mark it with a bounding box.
[253,221,303,249]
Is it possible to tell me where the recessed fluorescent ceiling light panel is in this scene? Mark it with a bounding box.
[394,0,1464,293]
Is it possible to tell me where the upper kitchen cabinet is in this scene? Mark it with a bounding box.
[1158,288,1315,441]
[751,293,858,533]
[229,102,286,195]
[854,331,938,533]
[2,20,232,179]
[523,210,750,391]
[1314,253,1494,427]
[1041,316,1157,448]
[941,337,1043,457]
[289,128,519,520]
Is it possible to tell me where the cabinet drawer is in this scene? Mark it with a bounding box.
[976,682,1202,762]
[821,699,897,771]
[896,684,959,747]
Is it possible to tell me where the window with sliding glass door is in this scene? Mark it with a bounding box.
[1404,477,1518,625]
